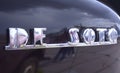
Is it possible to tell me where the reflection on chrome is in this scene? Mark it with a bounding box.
[34,28,46,45]
[82,28,95,44]
[69,28,79,44]
[9,28,28,48]
[96,28,107,42]
[6,27,118,50]
[108,28,118,43]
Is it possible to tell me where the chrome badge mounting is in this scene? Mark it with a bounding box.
[5,27,118,50]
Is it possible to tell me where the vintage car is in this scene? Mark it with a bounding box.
[0,0,120,73]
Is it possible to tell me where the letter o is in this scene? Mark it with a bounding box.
[82,28,95,44]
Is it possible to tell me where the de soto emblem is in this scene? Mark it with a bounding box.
[5,27,118,50]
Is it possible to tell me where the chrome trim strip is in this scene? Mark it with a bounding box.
[5,41,117,50]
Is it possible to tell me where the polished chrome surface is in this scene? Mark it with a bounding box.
[9,28,28,48]
[107,28,118,43]
[5,41,118,50]
[34,28,46,45]
[69,28,79,44]
[82,28,96,44]
[6,27,118,50]
[96,28,107,42]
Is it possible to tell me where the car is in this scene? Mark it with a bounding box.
[0,0,120,73]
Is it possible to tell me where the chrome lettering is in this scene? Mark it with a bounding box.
[5,27,119,50]
[69,28,79,44]
[82,28,95,44]
[107,28,118,43]
[9,28,28,48]
[96,28,107,42]
[34,28,46,45]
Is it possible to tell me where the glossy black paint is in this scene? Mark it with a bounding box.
[0,0,120,73]
[100,0,120,15]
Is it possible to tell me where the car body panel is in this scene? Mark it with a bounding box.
[0,0,120,73]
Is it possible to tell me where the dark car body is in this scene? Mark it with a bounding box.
[100,0,120,15]
[0,0,120,73]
